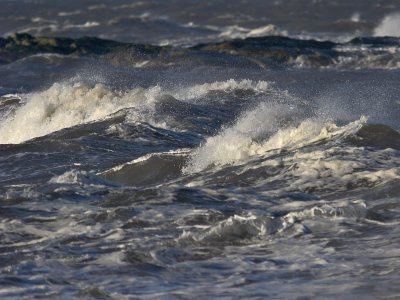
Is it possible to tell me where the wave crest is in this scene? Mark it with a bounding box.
[374,13,400,37]
[183,98,366,173]
[0,81,161,144]
[0,79,274,144]
[178,200,368,244]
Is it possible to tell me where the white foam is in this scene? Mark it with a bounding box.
[247,24,288,37]
[95,251,125,266]
[217,24,288,40]
[178,213,283,243]
[374,13,400,37]
[217,141,400,195]
[88,4,107,10]
[214,25,249,39]
[172,79,271,101]
[183,96,366,173]
[101,148,191,174]
[182,103,283,173]
[58,10,82,17]
[178,200,368,243]
[0,79,276,144]
[285,147,400,192]
[0,94,21,100]
[291,47,400,70]
[350,13,361,23]
[64,21,101,29]
[0,81,162,144]
[332,43,400,69]
[49,170,104,185]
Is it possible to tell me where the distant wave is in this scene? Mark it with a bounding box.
[214,24,288,40]
[1,33,400,70]
[374,12,400,37]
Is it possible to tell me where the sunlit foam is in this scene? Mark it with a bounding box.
[374,13,400,37]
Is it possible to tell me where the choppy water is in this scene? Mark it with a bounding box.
[1,1,400,299]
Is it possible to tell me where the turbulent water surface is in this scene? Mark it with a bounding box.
[1,0,400,299]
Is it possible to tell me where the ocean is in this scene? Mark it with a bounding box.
[1,0,400,298]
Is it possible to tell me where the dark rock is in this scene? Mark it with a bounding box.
[189,36,337,67]
[0,33,165,64]
[2,33,397,69]
[349,36,400,46]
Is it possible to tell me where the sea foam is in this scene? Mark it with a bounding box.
[374,13,400,37]
[0,81,160,144]
[0,79,273,144]
[183,99,366,174]
[178,200,369,244]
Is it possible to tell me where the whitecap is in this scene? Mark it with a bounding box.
[374,12,400,37]
[0,81,163,144]
[183,97,366,173]
[0,78,276,144]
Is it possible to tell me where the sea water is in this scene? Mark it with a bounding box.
[0,1,400,298]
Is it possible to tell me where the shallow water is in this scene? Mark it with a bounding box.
[1,1,400,299]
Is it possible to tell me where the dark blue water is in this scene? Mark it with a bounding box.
[1,1,400,298]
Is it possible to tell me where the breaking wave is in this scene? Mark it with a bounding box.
[0,81,163,144]
[172,79,271,101]
[183,99,367,174]
[217,24,288,40]
[374,12,400,37]
[178,200,369,244]
[0,79,275,144]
